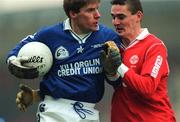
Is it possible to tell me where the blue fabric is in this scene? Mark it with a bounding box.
[7,21,122,103]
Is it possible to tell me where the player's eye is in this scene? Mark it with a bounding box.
[117,14,126,20]
[111,14,127,20]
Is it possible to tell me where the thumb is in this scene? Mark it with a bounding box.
[100,50,107,63]
[19,84,32,94]
[17,56,29,63]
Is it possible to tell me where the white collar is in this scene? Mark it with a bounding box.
[64,18,72,31]
[63,18,99,31]
[63,18,92,44]
[136,28,150,40]
[121,28,150,49]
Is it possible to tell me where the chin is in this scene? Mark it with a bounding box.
[117,32,123,36]
[90,27,98,31]
[117,30,125,36]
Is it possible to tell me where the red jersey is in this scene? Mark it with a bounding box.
[111,29,176,122]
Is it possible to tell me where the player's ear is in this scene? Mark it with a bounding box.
[69,11,78,19]
[136,10,143,22]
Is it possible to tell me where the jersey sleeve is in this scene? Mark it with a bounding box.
[100,24,122,48]
[105,74,122,87]
[123,43,169,97]
[6,30,44,62]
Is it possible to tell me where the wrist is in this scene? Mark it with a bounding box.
[106,72,120,81]
[7,56,17,64]
[32,89,41,102]
[105,71,116,76]
[117,63,129,78]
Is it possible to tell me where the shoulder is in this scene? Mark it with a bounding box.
[34,22,64,40]
[142,34,166,49]
[144,34,168,55]
[145,34,164,44]
[98,24,116,33]
[37,22,63,34]
[97,24,121,47]
[96,24,119,39]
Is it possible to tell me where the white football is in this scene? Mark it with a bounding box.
[17,42,53,76]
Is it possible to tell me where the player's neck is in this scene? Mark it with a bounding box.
[122,28,142,47]
[70,20,90,35]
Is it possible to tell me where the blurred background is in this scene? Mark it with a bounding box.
[0,0,180,122]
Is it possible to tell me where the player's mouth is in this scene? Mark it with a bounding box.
[116,27,124,33]
[94,22,98,27]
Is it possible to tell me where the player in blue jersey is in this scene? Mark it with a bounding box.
[6,0,121,122]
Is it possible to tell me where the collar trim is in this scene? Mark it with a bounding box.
[136,28,149,40]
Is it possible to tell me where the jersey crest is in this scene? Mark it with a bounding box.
[55,46,69,60]
[129,55,139,65]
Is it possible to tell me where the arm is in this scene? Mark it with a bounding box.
[120,43,168,96]
[7,35,40,79]
[100,41,168,97]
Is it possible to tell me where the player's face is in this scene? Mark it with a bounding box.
[111,4,142,40]
[71,2,101,34]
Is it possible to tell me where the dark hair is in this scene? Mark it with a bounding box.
[110,0,143,14]
[63,0,100,17]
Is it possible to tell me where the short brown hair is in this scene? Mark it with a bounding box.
[63,0,100,17]
[110,0,143,14]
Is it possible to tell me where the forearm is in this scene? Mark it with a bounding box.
[123,69,160,96]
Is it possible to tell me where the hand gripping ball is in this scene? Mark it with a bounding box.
[17,42,53,76]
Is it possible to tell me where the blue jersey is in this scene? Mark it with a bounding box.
[7,20,121,103]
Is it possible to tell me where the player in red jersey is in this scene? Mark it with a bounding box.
[100,0,176,122]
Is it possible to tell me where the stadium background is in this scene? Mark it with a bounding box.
[0,0,180,122]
